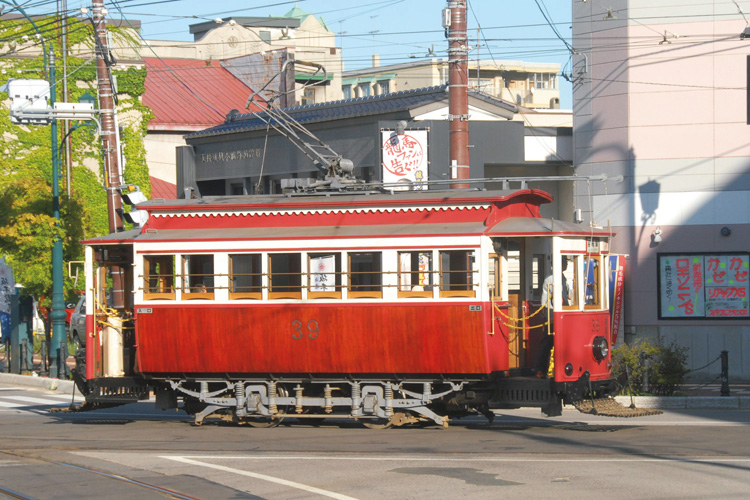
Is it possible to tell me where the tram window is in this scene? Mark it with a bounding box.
[532,254,544,301]
[348,252,382,298]
[398,251,433,298]
[143,255,175,300]
[268,253,302,299]
[439,250,476,298]
[308,253,341,299]
[182,255,214,299]
[562,255,579,309]
[584,256,601,308]
[229,254,262,299]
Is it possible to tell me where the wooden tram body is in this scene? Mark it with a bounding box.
[73,187,616,427]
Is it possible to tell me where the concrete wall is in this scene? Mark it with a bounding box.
[573,0,750,381]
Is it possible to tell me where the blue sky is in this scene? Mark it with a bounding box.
[98,0,574,107]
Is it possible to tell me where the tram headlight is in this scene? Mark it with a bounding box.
[592,336,609,361]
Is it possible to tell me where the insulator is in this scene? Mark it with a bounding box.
[268,381,277,415]
[384,383,393,418]
[324,384,333,414]
[295,384,304,414]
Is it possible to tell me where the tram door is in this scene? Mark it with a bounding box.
[506,239,526,369]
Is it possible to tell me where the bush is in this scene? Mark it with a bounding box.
[611,339,689,396]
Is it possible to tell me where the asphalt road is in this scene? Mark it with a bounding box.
[1,383,750,500]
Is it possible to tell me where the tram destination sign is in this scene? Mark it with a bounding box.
[658,253,750,319]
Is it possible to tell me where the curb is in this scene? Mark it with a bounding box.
[0,372,82,396]
[615,395,750,410]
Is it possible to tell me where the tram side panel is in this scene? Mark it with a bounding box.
[134,302,509,376]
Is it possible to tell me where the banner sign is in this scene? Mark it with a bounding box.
[608,255,626,344]
[658,253,750,319]
[310,255,336,292]
[0,258,15,341]
[381,130,428,190]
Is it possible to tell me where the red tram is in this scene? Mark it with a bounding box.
[73,186,616,427]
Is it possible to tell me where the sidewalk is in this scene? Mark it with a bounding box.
[0,360,748,410]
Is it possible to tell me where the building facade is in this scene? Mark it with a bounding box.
[343,59,561,109]
[573,0,750,380]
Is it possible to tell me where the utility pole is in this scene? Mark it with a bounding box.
[93,0,125,308]
[48,47,67,378]
[444,0,470,189]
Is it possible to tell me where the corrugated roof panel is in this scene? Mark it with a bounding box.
[143,58,265,131]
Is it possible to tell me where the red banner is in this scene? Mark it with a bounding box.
[609,255,626,345]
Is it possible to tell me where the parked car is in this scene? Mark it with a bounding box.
[64,301,77,327]
[67,297,86,350]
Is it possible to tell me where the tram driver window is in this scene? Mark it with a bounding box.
[398,251,433,298]
[229,254,262,300]
[269,253,302,299]
[439,250,476,298]
[143,255,175,300]
[562,255,579,309]
[182,255,215,299]
[584,256,601,308]
[309,253,341,299]
[348,252,382,298]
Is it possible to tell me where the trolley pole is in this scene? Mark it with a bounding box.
[93,0,125,309]
[445,0,470,189]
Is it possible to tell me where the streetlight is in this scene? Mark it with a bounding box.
[1,0,67,378]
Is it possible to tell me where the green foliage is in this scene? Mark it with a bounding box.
[611,339,690,396]
[0,15,152,300]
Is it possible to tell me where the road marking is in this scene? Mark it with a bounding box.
[162,455,361,500]
[0,401,25,408]
[0,387,25,391]
[0,395,68,405]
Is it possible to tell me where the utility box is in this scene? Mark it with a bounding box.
[7,79,52,125]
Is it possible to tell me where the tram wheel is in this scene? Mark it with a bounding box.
[362,417,393,430]
[244,417,284,428]
[243,386,288,428]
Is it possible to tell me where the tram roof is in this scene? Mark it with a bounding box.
[487,217,614,237]
[83,219,612,246]
[139,188,553,213]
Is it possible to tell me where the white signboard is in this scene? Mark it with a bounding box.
[310,255,336,292]
[381,130,428,190]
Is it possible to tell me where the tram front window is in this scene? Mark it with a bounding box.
[584,256,601,308]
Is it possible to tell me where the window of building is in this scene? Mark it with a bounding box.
[143,255,175,300]
[342,85,352,100]
[269,253,302,299]
[230,254,262,299]
[398,251,433,297]
[182,254,214,299]
[439,250,476,297]
[308,253,341,299]
[377,80,390,94]
[302,88,315,106]
[348,252,382,298]
[359,84,371,97]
